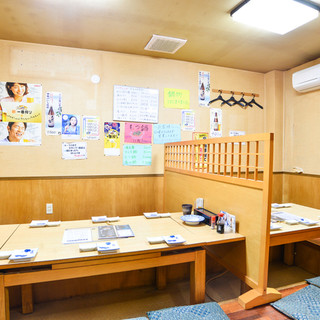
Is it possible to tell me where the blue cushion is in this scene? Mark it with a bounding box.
[123,317,148,320]
[147,302,229,320]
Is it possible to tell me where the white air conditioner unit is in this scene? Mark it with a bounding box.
[292,63,320,92]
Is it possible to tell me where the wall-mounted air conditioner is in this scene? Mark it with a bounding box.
[292,63,320,92]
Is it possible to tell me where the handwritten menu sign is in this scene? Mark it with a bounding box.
[123,145,152,166]
[113,85,159,123]
[153,124,181,144]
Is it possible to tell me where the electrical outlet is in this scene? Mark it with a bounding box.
[46,203,53,214]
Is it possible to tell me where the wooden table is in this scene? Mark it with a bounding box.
[0,214,245,320]
[270,203,320,247]
[0,225,19,249]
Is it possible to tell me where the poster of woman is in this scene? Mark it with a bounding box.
[62,114,80,139]
[0,81,42,146]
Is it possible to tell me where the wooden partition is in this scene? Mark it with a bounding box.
[164,133,281,309]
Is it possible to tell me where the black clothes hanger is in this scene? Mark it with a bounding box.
[208,90,232,106]
[238,93,250,109]
[247,94,263,109]
[223,92,246,107]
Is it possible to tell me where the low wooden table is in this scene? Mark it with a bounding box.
[0,214,245,320]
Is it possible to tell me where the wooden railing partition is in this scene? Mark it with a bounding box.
[164,133,281,309]
[165,133,270,189]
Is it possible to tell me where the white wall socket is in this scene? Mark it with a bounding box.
[46,203,53,214]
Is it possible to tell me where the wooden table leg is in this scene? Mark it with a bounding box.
[21,284,33,314]
[190,249,206,304]
[156,266,167,290]
[0,275,10,320]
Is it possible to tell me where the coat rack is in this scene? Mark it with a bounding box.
[209,89,263,109]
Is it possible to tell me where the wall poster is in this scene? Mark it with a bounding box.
[153,124,181,144]
[45,92,62,135]
[62,142,87,160]
[124,122,152,144]
[123,144,152,166]
[0,81,42,145]
[62,114,81,139]
[113,85,159,123]
[198,71,210,106]
[104,122,120,156]
[210,108,222,137]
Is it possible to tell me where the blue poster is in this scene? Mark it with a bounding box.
[153,124,181,144]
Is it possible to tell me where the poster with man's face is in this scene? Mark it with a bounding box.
[0,81,42,145]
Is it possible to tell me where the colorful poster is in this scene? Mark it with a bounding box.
[210,108,222,137]
[113,85,159,123]
[83,116,100,140]
[0,82,42,123]
[182,109,195,131]
[198,71,210,106]
[62,114,81,139]
[62,142,87,160]
[164,88,190,109]
[193,132,209,169]
[124,122,152,144]
[153,124,181,144]
[0,122,41,146]
[123,144,152,166]
[104,122,120,156]
[45,92,62,135]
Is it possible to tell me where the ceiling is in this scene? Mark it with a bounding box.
[1,0,320,73]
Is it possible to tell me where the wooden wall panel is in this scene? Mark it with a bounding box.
[0,175,164,224]
[282,173,320,209]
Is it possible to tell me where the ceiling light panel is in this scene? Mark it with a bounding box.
[231,0,319,35]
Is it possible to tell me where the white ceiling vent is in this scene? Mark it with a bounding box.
[144,35,187,54]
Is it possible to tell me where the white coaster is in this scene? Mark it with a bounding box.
[147,237,164,244]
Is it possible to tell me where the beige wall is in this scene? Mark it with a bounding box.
[0,39,266,178]
[283,57,320,175]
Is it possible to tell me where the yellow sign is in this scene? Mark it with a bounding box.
[164,88,190,109]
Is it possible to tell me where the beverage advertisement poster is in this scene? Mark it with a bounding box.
[181,109,195,131]
[210,108,222,137]
[104,122,120,156]
[45,92,62,135]
[198,71,210,107]
[0,81,42,123]
[124,122,152,144]
[62,114,81,139]
[123,144,152,166]
[83,116,100,140]
[0,81,42,146]
[193,132,208,168]
[153,124,181,144]
[62,142,87,160]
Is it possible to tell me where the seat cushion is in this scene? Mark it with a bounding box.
[147,302,229,320]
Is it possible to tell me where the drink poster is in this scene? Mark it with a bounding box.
[181,109,195,131]
[124,122,152,144]
[198,71,210,107]
[45,92,62,135]
[123,144,152,166]
[0,81,42,145]
[82,116,100,140]
[62,114,81,139]
[62,142,87,160]
[193,132,208,169]
[210,108,222,137]
[104,122,120,156]
[153,124,181,144]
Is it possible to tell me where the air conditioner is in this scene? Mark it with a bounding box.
[292,63,320,92]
